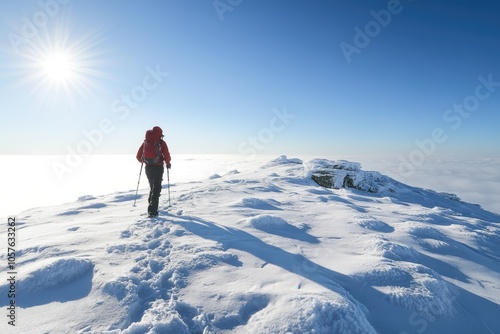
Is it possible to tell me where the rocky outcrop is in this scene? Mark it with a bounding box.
[305,159,395,194]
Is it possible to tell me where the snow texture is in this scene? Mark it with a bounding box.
[1,156,499,334]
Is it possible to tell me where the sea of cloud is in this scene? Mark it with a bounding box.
[1,154,499,220]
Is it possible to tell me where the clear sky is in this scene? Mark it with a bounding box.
[1,0,499,158]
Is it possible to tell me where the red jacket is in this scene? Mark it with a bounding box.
[136,140,171,167]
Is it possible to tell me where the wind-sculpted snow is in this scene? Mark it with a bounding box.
[17,258,93,292]
[246,293,377,334]
[3,156,500,333]
[233,197,282,210]
[0,257,94,308]
[355,261,456,321]
[249,214,289,230]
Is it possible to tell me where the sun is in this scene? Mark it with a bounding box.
[7,12,108,113]
[14,25,108,112]
[40,51,76,84]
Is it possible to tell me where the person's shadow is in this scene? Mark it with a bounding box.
[169,214,406,327]
[168,213,500,334]
[178,214,346,289]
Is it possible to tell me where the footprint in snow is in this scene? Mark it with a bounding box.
[120,230,131,238]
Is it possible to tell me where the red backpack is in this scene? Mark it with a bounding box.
[142,130,162,164]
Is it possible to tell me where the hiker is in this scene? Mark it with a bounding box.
[136,126,171,217]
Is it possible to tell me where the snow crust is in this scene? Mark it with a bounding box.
[1,156,499,334]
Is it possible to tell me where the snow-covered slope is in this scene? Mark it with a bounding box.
[1,156,499,334]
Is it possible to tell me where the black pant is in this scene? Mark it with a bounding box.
[145,165,164,216]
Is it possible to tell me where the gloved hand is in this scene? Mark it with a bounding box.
[166,163,171,169]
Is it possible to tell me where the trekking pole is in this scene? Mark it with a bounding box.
[167,167,171,207]
[133,163,143,207]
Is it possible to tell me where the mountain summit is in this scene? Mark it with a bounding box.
[1,156,499,333]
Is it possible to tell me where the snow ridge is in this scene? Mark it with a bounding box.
[2,156,499,334]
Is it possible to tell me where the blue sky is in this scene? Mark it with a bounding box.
[1,0,499,157]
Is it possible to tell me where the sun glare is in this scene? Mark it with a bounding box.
[40,51,76,84]
[13,21,106,113]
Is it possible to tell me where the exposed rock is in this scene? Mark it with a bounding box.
[305,159,395,194]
